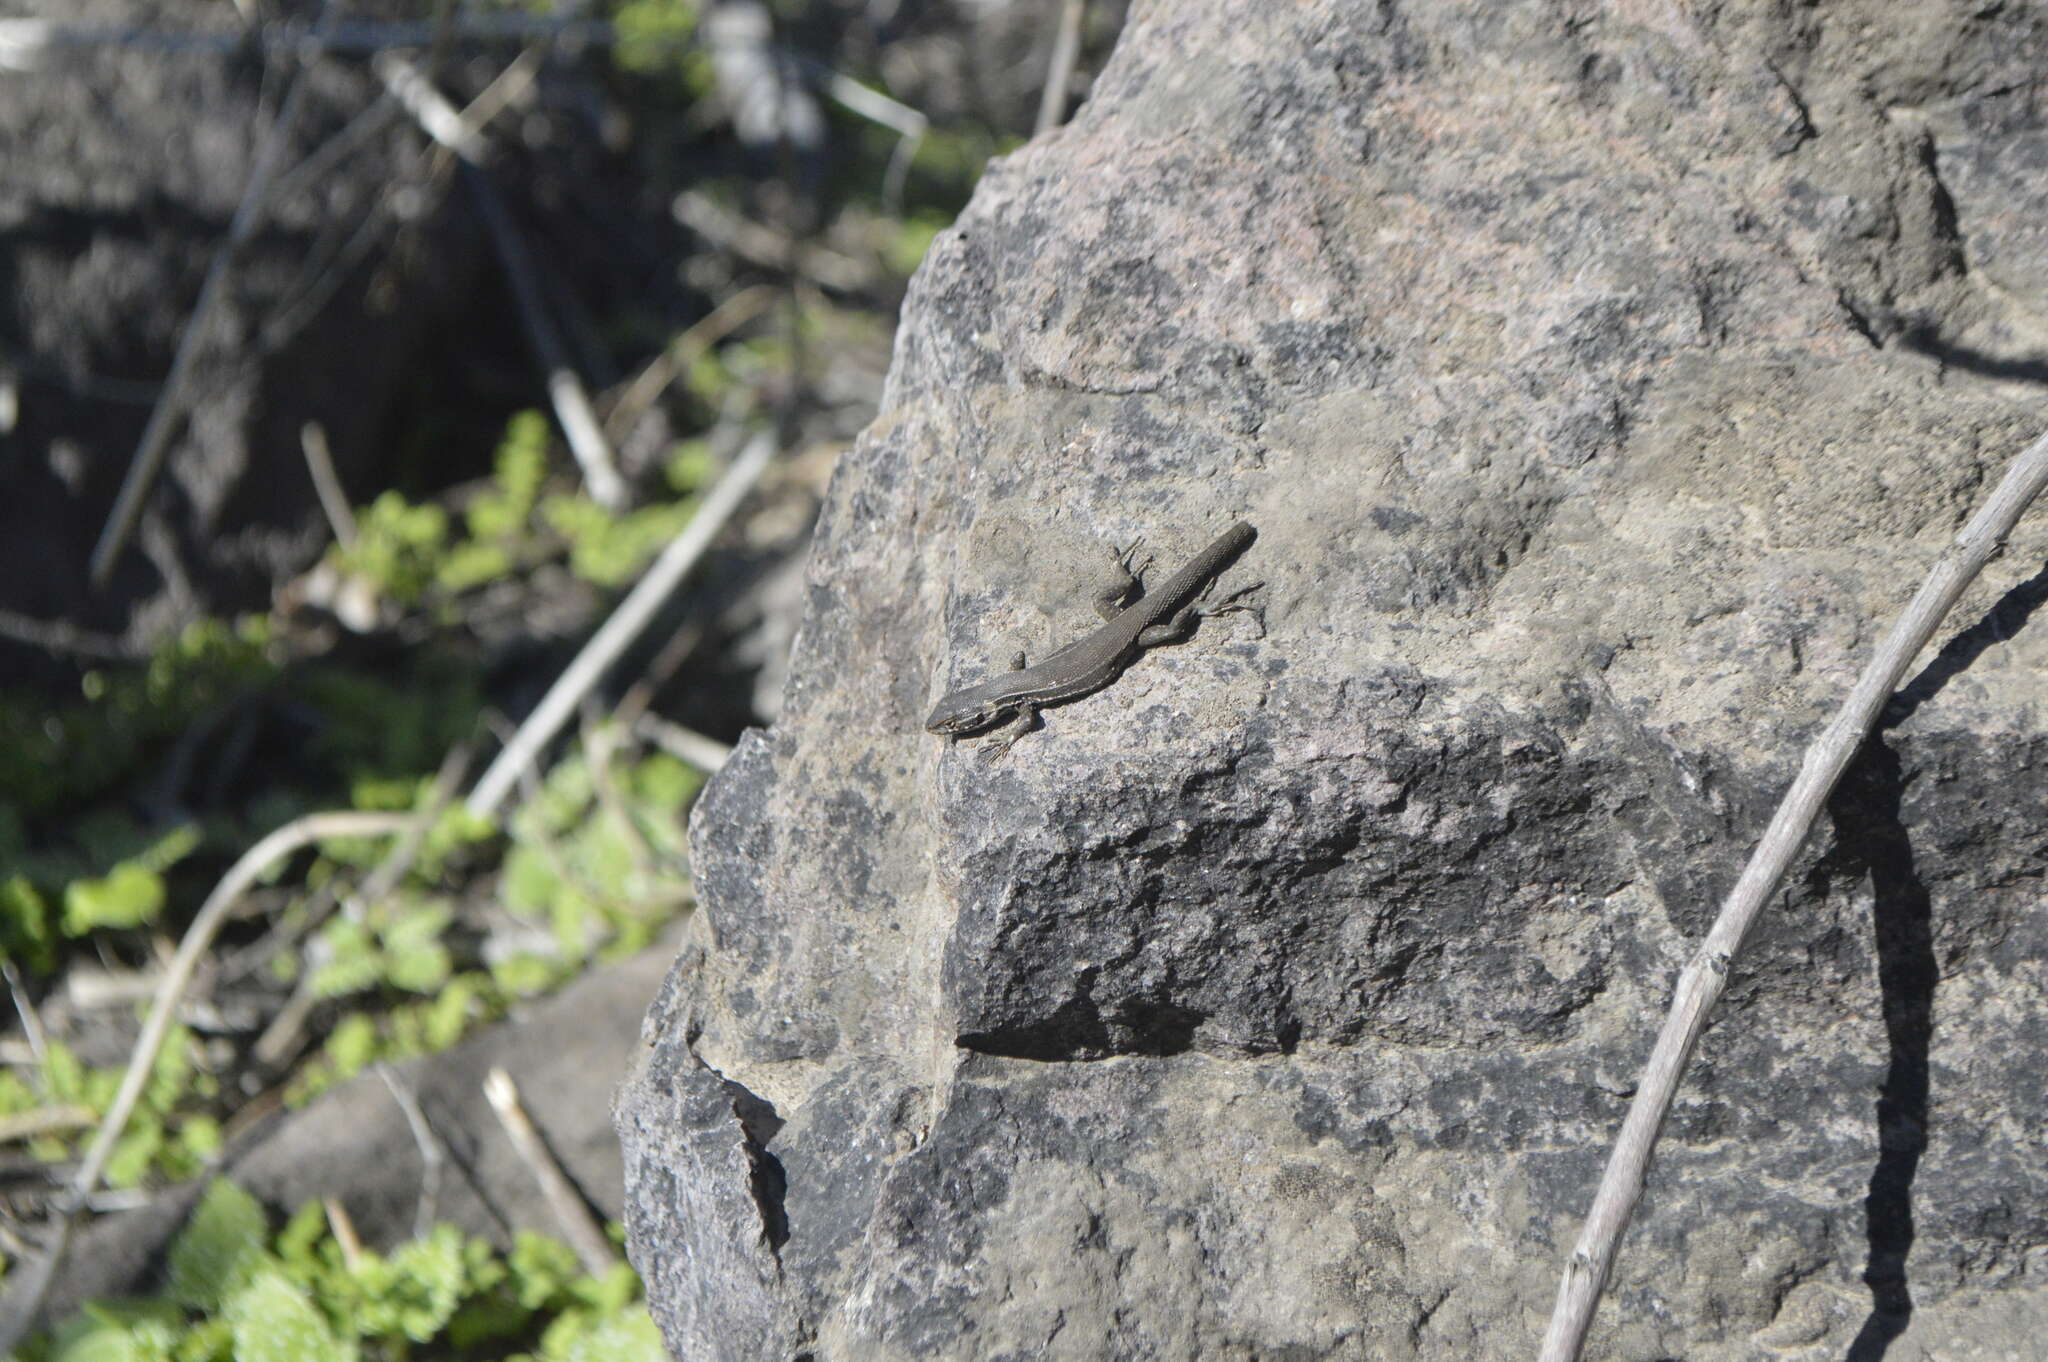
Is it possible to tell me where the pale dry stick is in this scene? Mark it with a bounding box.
[376,1063,447,1240]
[300,421,358,545]
[0,16,615,68]
[819,71,926,215]
[471,169,630,509]
[1,957,50,1066]
[1035,0,1088,137]
[266,92,403,209]
[373,52,629,510]
[582,712,658,880]
[467,429,777,818]
[611,619,708,730]
[672,190,874,290]
[87,7,336,588]
[603,283,779,446]
[266,48,536,354]
[324,1198,364,1271]
[455,43,544,139]
[1540,426,2048,1362]
[250,745,472,1067]
[0,1107,96,1144]
[633,714,735,774]
[483,1067,619,1276]
[0,810,413,1352]
[374,49,489,160]
[0,608,140,662]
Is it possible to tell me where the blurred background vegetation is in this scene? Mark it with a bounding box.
[0,0,1125,1355]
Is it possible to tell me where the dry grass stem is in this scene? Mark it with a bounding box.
[251,746,470,1068]
[376,1063,447,1240]
[483,1067,617,1276]
[0,810,414,1351]
[1035,0,1087,137]
[604,284,779,446]
[1540,426,2048,1361]
[88,6,336,587]
[467,430,776,818]
[633,714,735,774]
[375,52,629,511]
[300,421,358,545]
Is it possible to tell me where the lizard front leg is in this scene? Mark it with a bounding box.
[978,701,1040,761]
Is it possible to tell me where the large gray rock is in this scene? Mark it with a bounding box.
[616,1,2048,1358]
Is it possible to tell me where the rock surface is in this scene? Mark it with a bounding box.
[616,2,2048,1358]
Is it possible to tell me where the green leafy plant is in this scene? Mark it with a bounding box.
[29,1179,666,1362]
[498,745,700,975]
[60,824,200,937]
[10,1027,221,1188]
[0,617,275,819]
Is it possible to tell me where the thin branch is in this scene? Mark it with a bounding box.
[819,70,926,215]
[0,958,49,1066]
[265,92,403,209]
[0,1108,95,1144]
[483,1066,617,1276]
[633,714,734,774]
[250,745,471,1068]
[373,49,490,161]
[603,283,778,446]
[1540,426,2048,1361]
[87,6,336,588]
[467,429,777,818]
[610,619,706,730]
[374,51,629,511]
[324,1198,364,1271]
[0,607,140,662]
[454,42,544,135]
[376,1063,447,1240]
[672,190,874,290]
[300,421,358,546]
[0,810,413,1353]
[260,196,397,352]
[1035,0,1087,137]
[0,16,617,67]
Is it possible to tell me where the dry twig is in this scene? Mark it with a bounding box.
[0,958,48,1065]
[1036,0,1087,137]
[0,608,140,662]
[819,71,926,215]
[632,714,734,774]
[1540,426,2048,1361]
[483,1067,617,1276]
[373,52,629,511]
[300,421,358,546]
[467,430,777,818]
[250,746,471,1069]
[0,810,413,1352]
[376,1063,447,1240]
[0,1107,96,1145]
[672,191,873,290]
[88,5,337,587]
[604,283,779,446]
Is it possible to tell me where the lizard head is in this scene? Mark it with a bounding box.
[924,694,1012,736]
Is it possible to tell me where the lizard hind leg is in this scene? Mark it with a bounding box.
[1198,577,1265,636]
[1093,539,1153,621]
[1134,578,1265,648]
